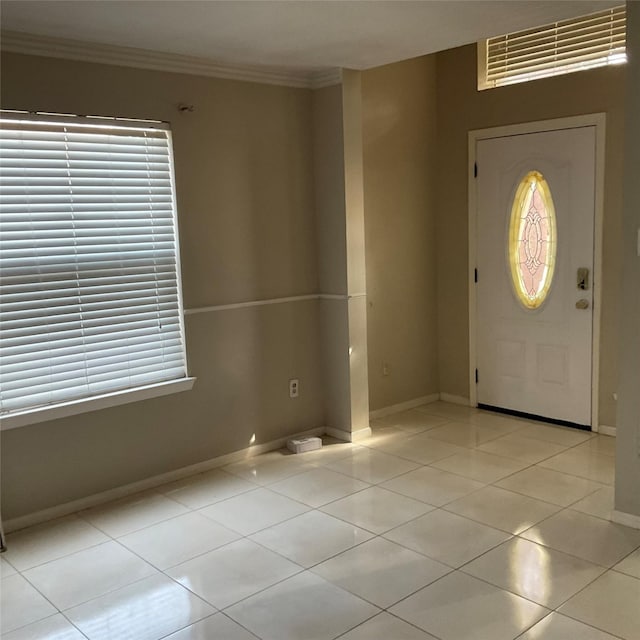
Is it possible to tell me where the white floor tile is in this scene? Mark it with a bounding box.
[223,450,317,485]
[512,423,594,447]
[164,613,259,639]
[268,467,369,508]
[415,401,477,420]
[390,571,548,640]
[424,421,507,448]
[0,574,57,634]
[430,449,528,483]
[325,448,420,484]
[381,466,484,507]
[199,487,310,535]
[572,434,616,457]
[384,510,511,568]
[521,510,640,567]
[158,469,257,509]
[226,571,379,640]
[338,612,439,640]
[166,538,300,609]
[466,412,530,433]
[537,449,615,485]
[0,555,18,578]
[360,425,405,448]
[570,486,615,520]
[118,512,240,569]
[517,612,620,639]
[614,548,640,579]
[463,537,606,608]
[22,540,157,610]
[373,410,449,433]
[312,537,450,608]
[250,510,373,568]
[321,486,434,534]
[2,614,87,640]
[297,439,362,465]
[372,432,466,465]
[80,491,188,537]
[560,570,640,640]
[65,574,214,640]
[496,466,605,507]
[477,433,569,463]
[444,485,560,534]
[4,516,108,572]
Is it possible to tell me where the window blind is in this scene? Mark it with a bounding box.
[0,114,187,416]
[480,5,626,89]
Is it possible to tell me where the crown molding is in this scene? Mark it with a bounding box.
[1,30,342,89]
[309,68,343,89]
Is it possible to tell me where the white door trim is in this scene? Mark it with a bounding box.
[468,114,606,431]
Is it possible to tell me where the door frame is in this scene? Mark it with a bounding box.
[468,114,606,432]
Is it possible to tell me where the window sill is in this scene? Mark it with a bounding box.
[0,378,196,431]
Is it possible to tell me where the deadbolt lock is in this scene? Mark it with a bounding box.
[577,267,590,290]
[576,298,590,310]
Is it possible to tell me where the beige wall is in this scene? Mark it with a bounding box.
[0,53,324,519]
[362,56,439,411]
[435,44,626,426]
[615,1,640,518]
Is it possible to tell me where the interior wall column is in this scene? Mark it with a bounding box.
[613,1,640,525]
[313,70,371,441]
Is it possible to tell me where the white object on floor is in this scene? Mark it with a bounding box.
[287,437,322,454]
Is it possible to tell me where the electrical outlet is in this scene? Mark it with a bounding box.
[382,362,390,376]
[289,378,299,398]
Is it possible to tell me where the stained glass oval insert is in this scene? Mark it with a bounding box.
[508,171,557,309]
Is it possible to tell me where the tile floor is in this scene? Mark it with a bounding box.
[1,402,639,640]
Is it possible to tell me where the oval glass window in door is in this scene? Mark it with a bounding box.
[508,171,557,309]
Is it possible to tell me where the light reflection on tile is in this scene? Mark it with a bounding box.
[2,614,87,640]
[23,541,157,610]
[226,571,379,640]
[463,537,605,608]
[66,574,214,640]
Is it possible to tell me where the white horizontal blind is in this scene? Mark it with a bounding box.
[0,114,187,416]
[481,5,626,89]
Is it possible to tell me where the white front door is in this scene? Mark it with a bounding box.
[475,126,596,427]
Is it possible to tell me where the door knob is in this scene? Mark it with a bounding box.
[575,298,590,309]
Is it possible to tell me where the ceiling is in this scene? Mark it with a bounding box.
[1,0,621,74]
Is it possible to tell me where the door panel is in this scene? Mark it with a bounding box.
[476,127,595,426]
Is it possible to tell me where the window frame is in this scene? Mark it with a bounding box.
[478,5,626,90]
[0,111,194,430]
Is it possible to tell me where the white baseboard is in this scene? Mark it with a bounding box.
[598,424,617,437]
[369,394,439,420]
[4,426,325,533]
[611,509,640,530]
[325,426,373,442]
[439,393,471,406]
